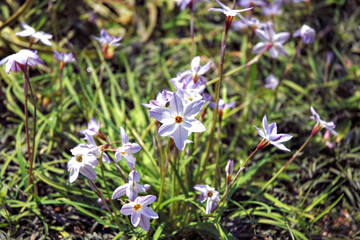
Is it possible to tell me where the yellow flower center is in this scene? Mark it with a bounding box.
[76,155,83,163]
[134,204,141,211]
[175,116,183,123]
[188,97,193,101]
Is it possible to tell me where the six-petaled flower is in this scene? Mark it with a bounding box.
[0,49,44,74]
[194,185,220,214]
[16,22,53,46]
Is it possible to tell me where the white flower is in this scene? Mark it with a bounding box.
[92,29,122,47]
[171,56,212,92]
[120,195,159,231]
[293,24,316,44]
[115,127,141,169]
[112,170,150,201]
[80,117,101,139]
[16,22,53,46]
[177,88,203,105]
[149,93,206,151]
[54,51,75,63]
[0,49,44,74]
[209,0,252,18]
[310,106,338,136]
[264,74,279,90]
[193,185,220,214]
[253,22,290,58]
[255,115,293,151]
[67,144,98,183]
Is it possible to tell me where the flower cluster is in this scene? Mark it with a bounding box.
[16,22,53,46]
[144,56,213,152]
[67,118,158,231]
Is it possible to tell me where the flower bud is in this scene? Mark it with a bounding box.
[225,159,234,176]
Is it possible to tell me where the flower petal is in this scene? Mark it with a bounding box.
[120,127,129,144]
[112,184,128,199]
[131,211,141,227]
[148,108,174,123]
[171,126,189,152]
[252,42,267,54]
[191,56,201,72]
[138,215,150,232]
[273,43,288,57]
[183,100,205,118]
[69,167,79,183]
[262,115,270,136]
[272,142,291,152]
[182,119,206,133]
[170,93,184,115]
[140,207,159,219]
[80,165,97,180]
[158,123,177,136]
[255,126,265,138]
[198,61,212,75]
[120,203,134,215]
[274,32,290,44]
[139,195,157,205]
[255,29,269,41]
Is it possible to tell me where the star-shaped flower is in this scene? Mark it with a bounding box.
[149,93,206,151]
[142,89,173,110]
[310,106,338,136]
[253,22,290,58]
[112,170,150,201]
[92,29,122,47]
[261,3,283,16]
[120,195,159,231]
[238,0,267,8]
[193,185,220,214]
[54,51,75,63]
[0,49,44,74]
[209,0,252,18]
[85,133,111,164]
[171,56,212,92]
[115,127,141,169]
[67,144,98,183]
[16,22,53,46]
[80,117,101,139]
[255,115,293,151]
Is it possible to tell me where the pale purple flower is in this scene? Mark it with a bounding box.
[310,106,338,136]
[112,170,150,201]
[238,0,266,8]
[193,185,220,214]
[67,144,98,183]
[120,195,159,231]
[16,22,53,46]
[264,74,279,90]
[171,56,212,92]
[54,51,75,63]
[85,133,110,164]
[253,22,290,58]
[80,117,100,139]
[115,127,141,169]
[293,24,316,44]
[261,3,283,16]
[209,98,236,111]
[92,29,122,47]
[209,0,252,18]
[255,115,293,152]
[232,20,248,31]
[142,89,173,110]
[149,93,206,151]
[233,17,263,31]
[0,49,44,74]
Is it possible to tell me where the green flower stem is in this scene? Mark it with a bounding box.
[98,153,122,229]
[23,69,38,195]
[216,147,258,221]
[157,139,172,209]
[198,27,229,183]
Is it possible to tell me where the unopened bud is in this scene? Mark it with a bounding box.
[225,159,234,176]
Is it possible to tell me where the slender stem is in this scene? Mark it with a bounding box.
[259,131,314,193]
[98,154,122,228]
[216,147,258,221]
[198,28,228,183]
[214,118,222,191]
[190,10,195,59]
[23,69,37,195]
[59,67,64,130]
[157,139,171,208]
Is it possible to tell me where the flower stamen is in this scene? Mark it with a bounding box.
[134,203,141,211]
[175,116,183,123]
